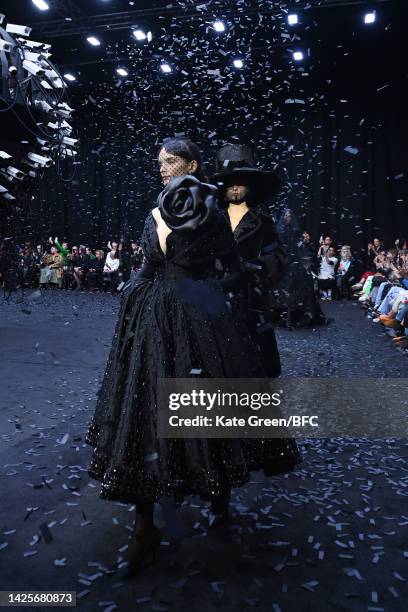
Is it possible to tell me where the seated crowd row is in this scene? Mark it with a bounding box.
[7,238,143,292]
[311,236,408,301]
[1,235,407,310]
[352,240,408,351]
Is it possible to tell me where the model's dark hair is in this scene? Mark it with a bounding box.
[159,136,207,182]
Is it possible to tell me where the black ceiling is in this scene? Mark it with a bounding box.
[1,0,406,98]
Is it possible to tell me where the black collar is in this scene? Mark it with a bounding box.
[224,207,263,243]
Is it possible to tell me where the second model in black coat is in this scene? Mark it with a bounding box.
[225,206,287,377]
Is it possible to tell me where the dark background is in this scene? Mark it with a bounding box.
[1,0,407,254]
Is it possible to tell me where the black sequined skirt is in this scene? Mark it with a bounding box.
[85,272,302,504]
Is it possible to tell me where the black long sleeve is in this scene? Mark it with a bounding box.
[260,218,288,283]
[217,247,248,293]
[121,256,158,293]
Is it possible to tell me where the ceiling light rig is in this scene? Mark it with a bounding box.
[0,13,79,205]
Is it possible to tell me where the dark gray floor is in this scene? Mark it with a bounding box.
[0,291,407,612]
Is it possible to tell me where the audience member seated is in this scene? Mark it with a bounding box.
[62,246,78,290]
[104,243,120,291]
[39,247,63,288]
[52,237,69,267]
[390,301,408,349]
[20,246,36,287]
[72,246,90,290]
[335,245,357,299]
[85,249,105,290]
[31,245,44,286]
[367,238,384,271]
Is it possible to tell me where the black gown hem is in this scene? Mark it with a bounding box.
[85,428,302,505]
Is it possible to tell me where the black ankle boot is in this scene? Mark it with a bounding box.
[209,487,230,529]
[119,525,162,579]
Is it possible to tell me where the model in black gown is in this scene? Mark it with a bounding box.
[85,137,301,574]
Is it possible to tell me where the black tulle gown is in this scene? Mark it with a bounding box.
[85,209,301,504]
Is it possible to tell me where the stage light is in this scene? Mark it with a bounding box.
[133,29,146,41]
[287,14,298,25]
[233,59,243,69]
[87,36,101,46]
[293,51,303,61]
[63,73,76,82]
[364,11,376,24]
[160,63,172,73]
[213,21,225,32]
[6,24,32,37]
[116,67,128,77]
[32,0,49,10]
[23,60,44,76]
[147,31,153,42]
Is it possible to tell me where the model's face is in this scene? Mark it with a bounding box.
[226,184,249,204]
[158,147,197,185]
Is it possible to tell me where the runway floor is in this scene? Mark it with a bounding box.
[0,291,407,612]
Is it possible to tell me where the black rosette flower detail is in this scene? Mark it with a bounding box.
[157,175,217,232]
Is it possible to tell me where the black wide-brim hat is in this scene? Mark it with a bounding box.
[210,144,282,206]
